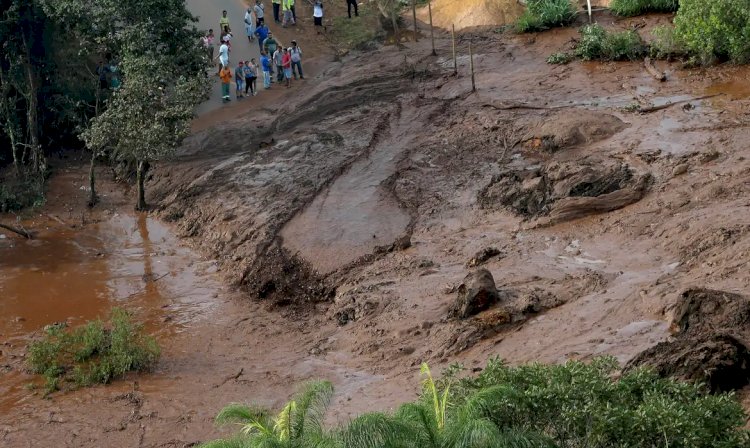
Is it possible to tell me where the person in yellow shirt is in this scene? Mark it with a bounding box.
[219,65,232,102]
[272,0,281,23]
[282,0,295,26]
[219,10,230,32]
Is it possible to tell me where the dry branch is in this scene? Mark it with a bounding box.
[639,94,722,114]
[0,222,33,239]
[644,57,666,82]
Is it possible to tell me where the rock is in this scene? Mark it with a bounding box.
[467,247,502,267]
[449,269,499,319]
[672,163,689,177]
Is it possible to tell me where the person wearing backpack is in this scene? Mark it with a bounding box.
[290,40,303,79]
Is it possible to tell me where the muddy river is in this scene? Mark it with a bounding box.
[0,213,222,414]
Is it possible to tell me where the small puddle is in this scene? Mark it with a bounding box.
[0,213,219,413]
[706,78,750,100]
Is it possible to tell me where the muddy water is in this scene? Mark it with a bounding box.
[0,213,219,413]
[281,114,413,274]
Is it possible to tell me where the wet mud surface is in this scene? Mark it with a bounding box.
[4,12,750,446]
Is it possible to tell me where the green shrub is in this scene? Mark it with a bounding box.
[547,51,573,64]
[517,0,577,33]
[202,357,750,448]
[610,0,679,17]
[574,24,647,61]
[649,25,688,59]
[674,0,750,64]
[27,308,159,394]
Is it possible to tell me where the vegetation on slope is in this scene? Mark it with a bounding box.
[200,357,750,447]
[516,0,577,33]
[609,0,678,17]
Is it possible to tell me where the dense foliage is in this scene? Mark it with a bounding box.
[0,0,209,211]
[201,358,750,448]
[674,0,750,64]
[516,0,577,33]
[609,0,679,17]
[27,308,160,394]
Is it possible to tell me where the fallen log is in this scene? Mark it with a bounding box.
[0,222,33,239]
[644,57,666,82]
[639,94,722,114]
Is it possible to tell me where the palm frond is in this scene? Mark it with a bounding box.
[340,412,423,448]
[198,435,252,448]
[496,428,558,448]
[394,402,439,447]
[215,403,275,437]
[274,400,296,442]
[291,380,334,439]
[442,417,504,448]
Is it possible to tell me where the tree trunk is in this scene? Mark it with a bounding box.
[21,31,44,176]
[88,151,97,207]
[136,160,147,211]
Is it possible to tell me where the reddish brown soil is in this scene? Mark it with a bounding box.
[3,11,750,447]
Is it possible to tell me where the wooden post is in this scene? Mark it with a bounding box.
[428,2,436,56]
[412,0,418,42]
[469,39,475,92]
[452,24,457,75]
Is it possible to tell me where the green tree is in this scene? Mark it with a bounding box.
[82,55,208,210]
[204,380,337,448]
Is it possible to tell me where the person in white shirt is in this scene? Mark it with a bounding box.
[313,0,323,33]
[244,7,256,42]
[289,40,303,79]
[254,0,265,26]
[215,41,229,74]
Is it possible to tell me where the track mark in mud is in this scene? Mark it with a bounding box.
[280,105,415,274]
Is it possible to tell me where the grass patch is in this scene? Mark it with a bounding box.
[201,357,750,448]
[516,0,577,33]
[574,23,647,61]
[649,24,688,59]
[329,4,380,52]
[27,308,159,395]
[0,175,45,212]
[610,0,678,17]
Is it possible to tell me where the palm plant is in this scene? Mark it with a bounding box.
[202,380,337,448]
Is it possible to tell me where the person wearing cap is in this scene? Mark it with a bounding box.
[290,40,303,79]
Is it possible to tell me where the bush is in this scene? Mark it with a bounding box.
[574,24,647,61]
[202,357,750,448]
[609,0,678,17]
[547,51,573,64]
[27,308,160,394]
[649,25,688,59]
[517,0,577,33]
[674,0,750,64]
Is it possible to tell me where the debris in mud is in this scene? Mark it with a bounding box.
[449,269,500,319]
[627,288,750,392]
[242,244,332,307]
[467,247,503,267]
[523,110,628,152]
[479,161,652,224]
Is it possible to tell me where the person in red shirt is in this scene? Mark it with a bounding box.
[281,48,292,88]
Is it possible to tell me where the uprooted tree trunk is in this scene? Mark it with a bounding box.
[0,222,33,239]
[135,160,148,211]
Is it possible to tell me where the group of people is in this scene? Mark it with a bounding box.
[203,2,317,102]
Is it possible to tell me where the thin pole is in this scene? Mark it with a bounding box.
[428,2,436,56]
[586,0,592,23]
[452,24,457,75]
[412,0,418,42]
[469,39,475,92]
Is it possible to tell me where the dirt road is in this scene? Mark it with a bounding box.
[189,0,261,114]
